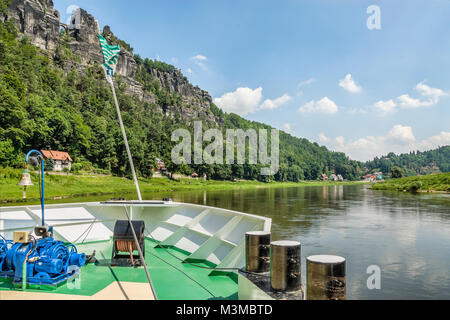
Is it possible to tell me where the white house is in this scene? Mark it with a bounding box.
[41,150,73,172]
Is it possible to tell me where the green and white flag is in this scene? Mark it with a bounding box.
[98,34,120,83]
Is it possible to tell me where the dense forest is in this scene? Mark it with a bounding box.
[1,1,445,183]
[365,146,450,177]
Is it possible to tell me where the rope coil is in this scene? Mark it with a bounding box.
[116,240,138,265]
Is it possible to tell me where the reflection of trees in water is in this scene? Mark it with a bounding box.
[164,185,362,239]
[150,185,449,239]
[321,185,345,203]
[142,185,450,299]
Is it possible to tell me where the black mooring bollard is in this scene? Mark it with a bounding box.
[270,241,301,292]
[306,255,346,300]
[245,231,271,273]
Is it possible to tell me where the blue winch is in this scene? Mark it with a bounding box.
[0,228,86,288]
[0,150,87,288]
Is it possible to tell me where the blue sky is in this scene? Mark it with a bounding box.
[55,0,450,161]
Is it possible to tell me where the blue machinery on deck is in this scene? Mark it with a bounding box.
[0,230,86,287]
[0,150,86,289]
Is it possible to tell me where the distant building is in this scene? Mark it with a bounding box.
[373,172,383,180]
[321,174,328,181]
[337,175,344,182]
[68,8,82,30]
[155,158,166,172]
[330,174,338,182]
[363,172,384,182]
[41,150,72,172]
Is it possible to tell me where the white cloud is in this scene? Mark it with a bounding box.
[65,5,80,25]
[260,94,292,110]
[318,125,450,161]
[397,94,435,109]
[66,4,79,14]
[373,82,447,116]
[297,78,316,96]
[191,54,208,71]
[335,136,346,146]
[349,107,368,115]
[415,82,446,99]
[192,54,207,61]
[415,131,450,151]
[318,133,330,143]
[214,88,292,116]
[319,134,345,147]
[186,68,193,74]
[373,99,397,115]
[213,87,263,116]
[339,74,362,93]
[298,78,315,87]
[299,97,339,114]
[283,123,292,133]
[387,125,416,143]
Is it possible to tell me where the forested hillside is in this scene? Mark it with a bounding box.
[365,146,450,177]
[0,0,364,181]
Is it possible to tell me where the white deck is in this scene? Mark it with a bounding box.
[0,201,271,269]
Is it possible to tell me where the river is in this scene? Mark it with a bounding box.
[3,184,450,299]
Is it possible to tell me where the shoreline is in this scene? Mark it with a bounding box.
[0,173,366,205]
[370,173,449,194]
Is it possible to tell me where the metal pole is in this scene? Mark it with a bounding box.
[123,206,157,299]
[22,259,27,291]
[40,157,45,226]
[26,150,45,226]
[109,82,143,201]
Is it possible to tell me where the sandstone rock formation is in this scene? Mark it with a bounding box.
[6,0,60,50]
[4,0,220,124]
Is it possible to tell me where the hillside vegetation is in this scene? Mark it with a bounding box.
[365,147,450,177]
[371,173,450,193]
[0,2,364,183]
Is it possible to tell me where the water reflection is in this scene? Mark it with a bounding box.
[3,184,449,299]
[151,184,450,300]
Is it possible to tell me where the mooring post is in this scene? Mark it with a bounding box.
[245,231,271,273]
[306,255,346,300]
[270,241,301,292]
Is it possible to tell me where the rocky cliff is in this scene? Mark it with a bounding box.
[4,0,219,124]
[5,0,60,50]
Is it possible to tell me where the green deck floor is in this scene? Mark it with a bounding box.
[0,239,239,300]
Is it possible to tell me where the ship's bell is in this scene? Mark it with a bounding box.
[17,170,34,186]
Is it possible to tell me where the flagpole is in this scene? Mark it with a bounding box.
[109,81,143,202]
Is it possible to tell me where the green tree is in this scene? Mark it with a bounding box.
[391,166,404,179]
[0,8,367,183]
[44,158,54,172]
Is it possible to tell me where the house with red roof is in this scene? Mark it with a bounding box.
[330,174,338,182]
[41,150,73,172]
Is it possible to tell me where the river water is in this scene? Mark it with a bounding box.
[4,184,450,299]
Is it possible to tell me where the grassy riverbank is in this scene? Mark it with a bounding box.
[0,168,365,203]
[371,172,450,193]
